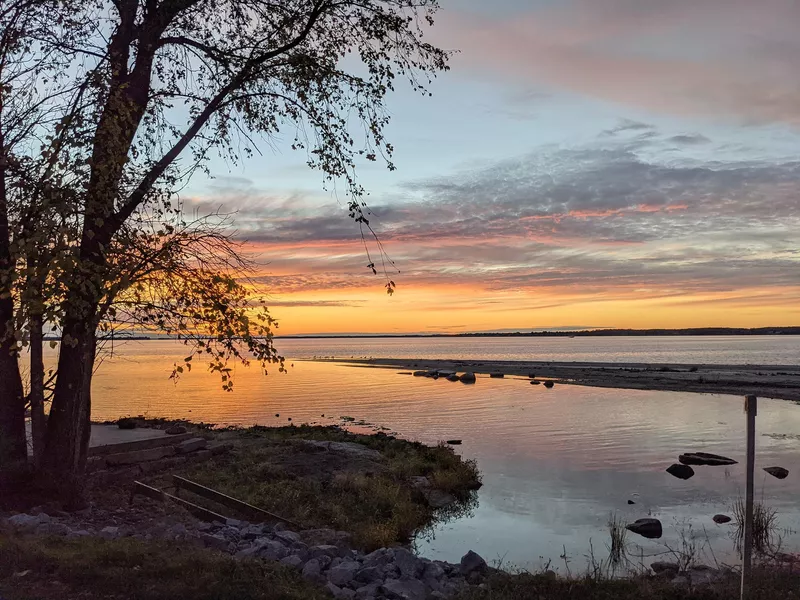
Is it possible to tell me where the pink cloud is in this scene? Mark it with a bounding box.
[435,1,800,123]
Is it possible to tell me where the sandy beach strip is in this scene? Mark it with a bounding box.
[325,358,800,402]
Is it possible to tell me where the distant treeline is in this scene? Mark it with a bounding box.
[458,327,800,337]
[277,327,800,339]
[41,328,800,341]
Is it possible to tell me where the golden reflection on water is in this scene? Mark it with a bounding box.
[41,339,800,569]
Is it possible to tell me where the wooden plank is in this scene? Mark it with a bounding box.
[132,481,229,523]
[172,475,300,528]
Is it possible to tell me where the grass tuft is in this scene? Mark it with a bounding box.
[733,497,779,556]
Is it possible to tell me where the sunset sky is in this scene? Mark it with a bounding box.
[187,0,799,335]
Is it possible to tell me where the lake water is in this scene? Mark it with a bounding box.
[57,336,800,570]
[274,335,800,366]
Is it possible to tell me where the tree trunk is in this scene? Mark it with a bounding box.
[29,313,46,466]
[0,334,26,469]
[43,314,97,491]
[0,128,27,469]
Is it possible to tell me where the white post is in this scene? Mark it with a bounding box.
[741,394,757,600]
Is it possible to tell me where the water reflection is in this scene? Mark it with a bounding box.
[75,341,800,570]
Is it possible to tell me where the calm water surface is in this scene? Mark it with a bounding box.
[64,338,800,569]
[276,335,800,366]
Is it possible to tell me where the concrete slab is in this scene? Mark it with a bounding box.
[89,424,170,447]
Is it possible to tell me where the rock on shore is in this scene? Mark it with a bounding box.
[2,512,490,600]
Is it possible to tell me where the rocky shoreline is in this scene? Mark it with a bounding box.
[328,358,800,401]
[3,509,488,600]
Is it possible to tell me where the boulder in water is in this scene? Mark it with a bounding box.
[626,518,662,539]
[530,380,540,385]
[459,372,476,383]
[678,452,737,466]
[764,466,789,479]
[713,514,732,524]
[446,439,462,445]
[447,374,460,382]
[543,381,555,388]
[413,371,427,377]
[666,463,695,480]
[489,372,504,379]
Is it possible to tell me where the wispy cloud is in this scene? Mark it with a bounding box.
[191,126,798,328]
[434,0,800,124]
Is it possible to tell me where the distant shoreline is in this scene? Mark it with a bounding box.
[275,327,800,339]
[41,327,800,342]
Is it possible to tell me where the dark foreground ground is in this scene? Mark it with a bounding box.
[332,359,800,402]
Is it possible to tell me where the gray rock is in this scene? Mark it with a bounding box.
[713,514,732,524]
[235,546,259,558]
[301,440,383,461]
[280,555,304,569]
[67,529,91,539]
[391,548,423,578]
[666,464,695,480]
[167,523,188,538]
[423,562,445,580]
[361,548,391,569]
[196,522,213,532]
[166,424,188,435]
[651,561,680,575]
[460,550,487,574]
[328,560,360,586]
[355,566,383,584]
[201,533,229,550]
[290,543,311,562]
[256,539,288,561]
[311,544,342,559]
[355,582,382,600]
[326,582,344,597]
[241,524,265,539]
[219,526,241,541]
[625,518,663,539]
[679,452,737,467]
[100,526,120,539]
[302,558,322,580]
[6,514,42,531]
[274,530,302,545]
[338,589,356,599]
[423,576,443,593]
[318,554,333,570]
[381,578,427,600]
[764,466,789,479]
